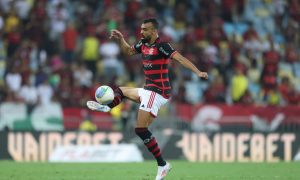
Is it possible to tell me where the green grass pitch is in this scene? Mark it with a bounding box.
[0,160,299,180]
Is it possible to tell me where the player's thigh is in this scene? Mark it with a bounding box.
[119,87,139,102]
[136,109,154,128]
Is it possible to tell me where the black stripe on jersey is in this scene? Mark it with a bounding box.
[145,80,171,88]
[146,79,163,87]
[164,89,171,95]
[143,64,168,70]
[146,73,169,79]
[142,54,163,61]
[163,81,171,87]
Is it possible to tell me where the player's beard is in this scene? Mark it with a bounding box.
[141,35,151,43]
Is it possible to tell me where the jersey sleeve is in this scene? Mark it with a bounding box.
[158,42,177,58]
[131,40,143,54]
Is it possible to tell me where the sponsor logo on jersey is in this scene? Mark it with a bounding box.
[159,47,169,56]
[144,63,152,68]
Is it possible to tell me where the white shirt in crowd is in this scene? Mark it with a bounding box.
[19,85,38,104]
[5,72,22,92]
[73,66,93,87]
[37,83,54,104]
[14,0,32,20]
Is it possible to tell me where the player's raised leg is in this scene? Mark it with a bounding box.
[106,86,140,108]
[87,86,139,112]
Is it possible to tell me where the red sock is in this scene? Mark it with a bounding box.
[108,87,124,108]
[135,128,166,166]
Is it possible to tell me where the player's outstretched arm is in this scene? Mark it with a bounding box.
[172,52,208,79]
[110,29,136,56]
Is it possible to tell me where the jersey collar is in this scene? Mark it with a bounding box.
[145,37,160,47]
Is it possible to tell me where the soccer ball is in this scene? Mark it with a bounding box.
[95,85,114,105]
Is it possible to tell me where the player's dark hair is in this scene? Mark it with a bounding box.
[143,18,159,29]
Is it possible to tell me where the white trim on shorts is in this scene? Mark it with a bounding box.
[138,88,169,117]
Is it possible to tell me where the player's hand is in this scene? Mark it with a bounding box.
[110,29,124,40]
[198,71,208,79]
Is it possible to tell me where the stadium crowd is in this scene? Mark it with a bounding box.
[0,0,299,109]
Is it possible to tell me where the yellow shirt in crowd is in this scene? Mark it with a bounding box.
[82,36,99,61]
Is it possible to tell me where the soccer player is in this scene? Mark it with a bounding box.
[87,18,208,180]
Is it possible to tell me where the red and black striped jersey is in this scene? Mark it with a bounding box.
[132,38,177,99]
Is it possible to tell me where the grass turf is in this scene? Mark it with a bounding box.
[0,160,299,180]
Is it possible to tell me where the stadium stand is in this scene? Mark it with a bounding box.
[0,0,299,131]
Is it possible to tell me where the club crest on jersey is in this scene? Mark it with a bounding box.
[148,48,154,55]
[143,48,155,55]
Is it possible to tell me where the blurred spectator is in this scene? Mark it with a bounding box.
[31,0,47,22]
[4,10,20,33]
[73,63,93,88]
[18,75,38,114]
[261,66,278,92]
[239,89,254,104]
[247,59,261,102]
[81,31,99,75]
[99,40,124,82]
[0,33,6,81]
[5,66,22,93]
[71,80,85,107]
[279,76,300,105]
[47,1,70,40]
[50,54,64,73]
[57,73,71,107]
[172,84,188,104]
[79,118,97,132]
[37,78,54,105]
[243,33,264,60]
[272,0,287,31]
[259,87,283,106]
[204,75,226,103]
[0,10,3,31]
[13,0,33,22]
[230,66,249,103]
[243,23,258,41]
[285,43,299,63]
[288,0,300,22]
[23,15,47,47]
[204,42,218,65]
[207,17,227,46]
[61,22,78,64]
[284,19,299,45]
[6,26,22,57]
[79,112,97,132]
[221,0,235,22]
